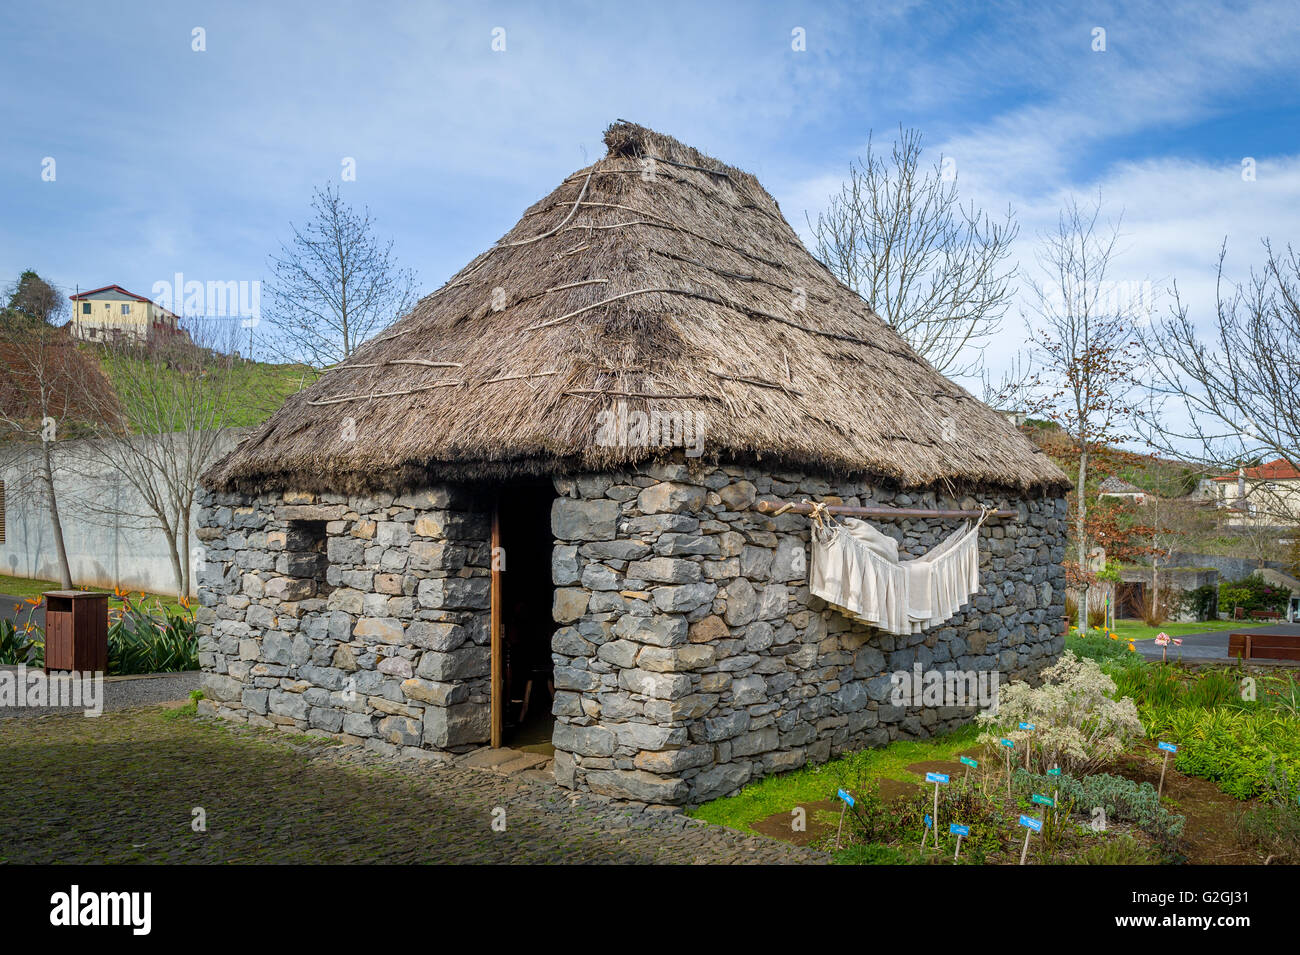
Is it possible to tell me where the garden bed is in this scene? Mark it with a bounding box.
[691,639,1300,865]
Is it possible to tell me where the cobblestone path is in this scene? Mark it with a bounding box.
[0,707,824,864]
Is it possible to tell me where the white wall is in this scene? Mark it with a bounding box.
[0,431,240,597]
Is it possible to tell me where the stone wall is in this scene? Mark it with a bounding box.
[194,485,495,758]
[549,463,1067,806]
[195,462,1067,808]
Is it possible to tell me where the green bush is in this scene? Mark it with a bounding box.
[1180,584,1219,621]
[1219,574,1288,616]
[108,600,198,675]
[1067,629,1142,668]
[833,843,912,865]
[1066,835,1160,865]
[1236,765,1300,861]
[1141,706,1300,799]
[1109,664,1242,711]
[1015,768,1184,860]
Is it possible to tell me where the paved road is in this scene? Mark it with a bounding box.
[0,592,45,630]
[1135,624,1300,661]
[0,668,200,718]
[0,707,822,864]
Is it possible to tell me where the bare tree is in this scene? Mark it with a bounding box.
[0,275,111,589]
[1023,196,1145,631]
[264,183,419,367]
[76,321,267,597]
[1139,239,1300,473]
[808,126,1020,376]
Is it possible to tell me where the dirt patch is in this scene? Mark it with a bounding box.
[752,799,840,846]
[1114,744,1265,865]
[877,778,923,803]
[904,760,967,779]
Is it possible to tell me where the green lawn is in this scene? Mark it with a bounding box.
[689,724,982,833]
[1077,619,1278,642]
[0,573,185,614]
[97,352,317,430]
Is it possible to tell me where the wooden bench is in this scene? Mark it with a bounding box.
[1228,631,1300,661]
[1234,607,1284,621]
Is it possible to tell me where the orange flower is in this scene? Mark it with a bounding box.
[24,596,40,606]
[179,596,191,609]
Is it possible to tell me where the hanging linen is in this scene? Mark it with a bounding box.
[809,507,988,635]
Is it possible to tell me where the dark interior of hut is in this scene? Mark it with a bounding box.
[496,482,557,753]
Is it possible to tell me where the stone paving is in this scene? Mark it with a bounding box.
[0,705,823,864]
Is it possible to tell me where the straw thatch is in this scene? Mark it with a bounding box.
[206,122,1066,496]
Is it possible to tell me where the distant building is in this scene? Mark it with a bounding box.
[997,409,1029,427]
[1211,458,1300,527]
[1098,475,1147,504]
[68,285,181,344]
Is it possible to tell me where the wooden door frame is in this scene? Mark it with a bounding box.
[490,497,504,748]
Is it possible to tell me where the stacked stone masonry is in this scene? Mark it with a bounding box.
[197,462,1067,806]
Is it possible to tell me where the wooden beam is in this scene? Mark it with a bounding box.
[490,500,504,749]
[755,500,1018,519]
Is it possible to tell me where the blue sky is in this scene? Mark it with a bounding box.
[3,0,1298,387]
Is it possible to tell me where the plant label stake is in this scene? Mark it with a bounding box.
[925,772,949,840]
[1000,738,1015,797]
[1018,814,1042,864]
[960,755,978,783]
[921,813,933,847]
[1019,722,1036,770]
[834,788,854,848]
[950,822,969,859]
[1157,742,1177,800]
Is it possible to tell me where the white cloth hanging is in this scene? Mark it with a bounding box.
[809,510,987,635]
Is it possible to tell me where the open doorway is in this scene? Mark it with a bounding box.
[492,481,556,753]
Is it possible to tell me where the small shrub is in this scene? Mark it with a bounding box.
[1236,765,1300,862]
[978,650,1145,775]
[1181,584,1218,621]
[1087,605,1107,629]
[1142,706,1300,798]
[1068,628,1142,668]
[107,594,198,675]
[1068,835,1160,865]
[1016,768,1184,860]
[833,843,911,865]
[1219,574,1288,617]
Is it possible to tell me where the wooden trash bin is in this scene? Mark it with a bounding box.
[43,591,109,673]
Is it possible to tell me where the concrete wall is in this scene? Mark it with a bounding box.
[0,432,239,596]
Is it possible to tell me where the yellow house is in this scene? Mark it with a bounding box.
[68,285,181,344]
[1212,458,1300,527]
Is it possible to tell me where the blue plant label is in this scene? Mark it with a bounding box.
[1000,738,1015,748]
[836,788,855,807]
[925,772,950,784]
[1018,722,1036,731]
[1031,793,1055,806]
[1047,767,1062,776]
[960,756,978,768]
[1158,742,1178,753]
[949,823,970,837]
[1019,815,1042,832]
[924,814,933,829]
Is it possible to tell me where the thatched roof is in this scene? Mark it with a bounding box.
[206,122,1066,496]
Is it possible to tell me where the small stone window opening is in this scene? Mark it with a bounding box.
[283,520,332,597]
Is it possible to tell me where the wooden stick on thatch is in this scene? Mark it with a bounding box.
[498,167,596,248]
